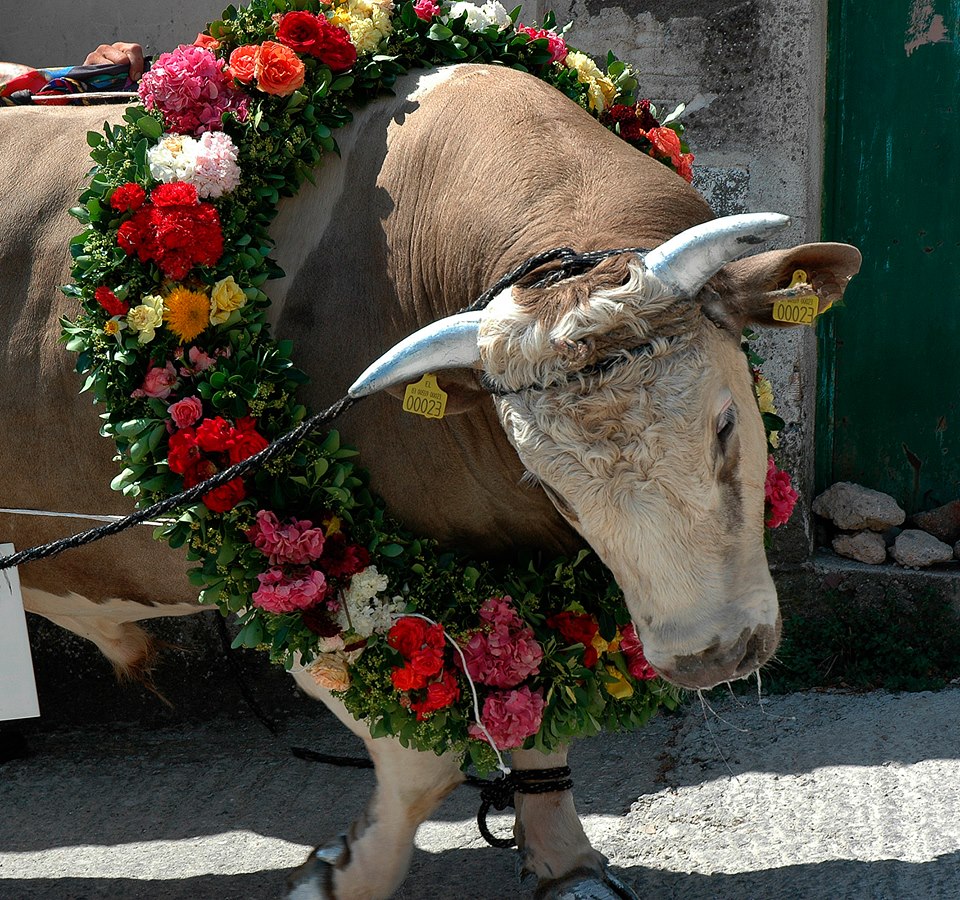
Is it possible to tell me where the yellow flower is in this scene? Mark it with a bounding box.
[164,286,210,343]
[331,0,393,55]
[564,51,616,112]
[307,654,352,691]
[591,632,609,656]
[126,294,165,344]
[769,430,780,449]
[755,375,777,416]
[103,319,121,336]
[323,515,342,536]
[603,665,634,700]
[209,275,246,325]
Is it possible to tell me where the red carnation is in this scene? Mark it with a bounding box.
[635,98,659,130]
[167,427,200,475]
[302,605,342,638]
[391,664,428,692]
[319,531,370,578]
[313,22,357,73]
[181,457,217,488]
[202,476,246,513]
[109,182,146,212]
[151,182,199,207]
[410,671,460,721]
[195,417,233,453]
[409,646,445,681]
[94,286,129,316]
[546,611,600,667]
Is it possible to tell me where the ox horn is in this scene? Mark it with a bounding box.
[348,310,483,398]
[644,212,791,298]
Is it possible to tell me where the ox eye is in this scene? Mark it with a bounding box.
[717,403,737,447]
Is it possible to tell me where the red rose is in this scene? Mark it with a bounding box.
[228,45,259,84]
[645,126,683,166]
[167,428,200,475]
[226,425,269,464]
[313,23,357,74]
[94,286,129,316]
[411,671,460,721]
[546,611,600,667]
[391,664,428,692]
[202,476,246,513]
[196,417,233,453]
[110,182,146,212]
[254,40,306,96]
[151,182,199,207]
[276,11,325,55]
[388,617,431,658]
[409,647,444,680]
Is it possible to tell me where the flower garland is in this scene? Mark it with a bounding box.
[62,0,791,771]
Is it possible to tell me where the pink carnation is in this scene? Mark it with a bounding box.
[469,685,545,749]
[138,45,249,136]
[167,395,203,429]
[246,509,326,565]
[134,362,178,399]
[191,131,242,199]
[252,567,327,614]
[413,0,441,20]
[765,456,798,528]
[179,346,217,376]
[462,596,543,688]
[516,24,568,63]
[619,623,657,680]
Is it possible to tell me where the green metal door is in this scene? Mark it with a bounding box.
[819,0,960,513]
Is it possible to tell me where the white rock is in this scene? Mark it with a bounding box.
[891,530,954,568]
[832,531,887,565]
[812,482,905,531]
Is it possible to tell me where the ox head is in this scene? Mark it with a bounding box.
[351,215,861,690]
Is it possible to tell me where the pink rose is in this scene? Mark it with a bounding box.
[137,362,178,399]
[167,396,203,429]
[246,509,326,565]
[765,456,798,528]
[252,567,327,614]
[619,623,657,680]
[413,0,441,20]
[469,685,545,749]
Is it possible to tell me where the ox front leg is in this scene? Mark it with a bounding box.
[512,748,637,900]
[287,671,465,900]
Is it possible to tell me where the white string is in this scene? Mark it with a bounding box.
[0,507,170,527]
[403,612,511,777]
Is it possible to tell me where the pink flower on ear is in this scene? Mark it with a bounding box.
[619,623,657,680]
[413,0,441,20]
[167,396,203,429]
[468,685,545,749]
[765,456,798,528]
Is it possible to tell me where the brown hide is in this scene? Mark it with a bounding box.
[0,65,712,611]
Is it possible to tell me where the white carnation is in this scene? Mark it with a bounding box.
[147,131,240,199]
[448,0,510,32]
[148,135,196,183]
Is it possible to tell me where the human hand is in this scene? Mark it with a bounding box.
[83,42,145,81]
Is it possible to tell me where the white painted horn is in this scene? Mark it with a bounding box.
[644,212,791,298]
[348,310,484,398]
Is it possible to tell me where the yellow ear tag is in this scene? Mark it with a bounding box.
[402,374,447,420]
[772,268,820,326]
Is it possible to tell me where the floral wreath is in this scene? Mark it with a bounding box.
[62,0,796,771]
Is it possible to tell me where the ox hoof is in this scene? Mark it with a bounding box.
[285,834,348,900]
[538,868,639,900]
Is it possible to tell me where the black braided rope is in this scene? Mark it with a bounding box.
[0,394,356,571]
[477,765,574,848]
[0,244,648,574]
[463,246,649,313]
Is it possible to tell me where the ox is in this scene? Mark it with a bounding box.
[1,64,860,899]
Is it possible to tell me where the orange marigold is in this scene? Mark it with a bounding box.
[164,287,210,343]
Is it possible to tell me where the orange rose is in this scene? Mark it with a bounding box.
[193,32,220,51]
[646,126,682,166]
[228,44,259,84]
[254,40,305,96]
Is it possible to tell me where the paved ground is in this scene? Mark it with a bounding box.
[2,687,960,899]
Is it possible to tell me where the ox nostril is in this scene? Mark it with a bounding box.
[734,623,779,676]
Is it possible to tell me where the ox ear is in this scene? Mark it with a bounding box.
[702,242,862,331]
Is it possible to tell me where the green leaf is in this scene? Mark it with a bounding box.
[137,116,163,140]
[330,75,355,92]
[231,618,264,649]
[427,23,453,41]
[380,543,404,558]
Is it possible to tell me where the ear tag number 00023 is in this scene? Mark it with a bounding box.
[772,269,819,326]
[403,374,447,420]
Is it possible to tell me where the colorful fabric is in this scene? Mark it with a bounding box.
[0,63,135,105]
